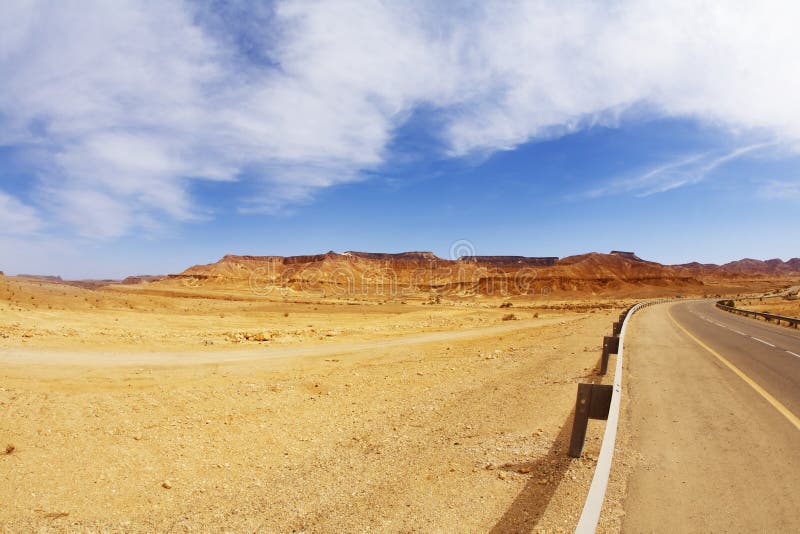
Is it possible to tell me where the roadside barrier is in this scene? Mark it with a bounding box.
[571,298,675,533]
[716,301,799,328]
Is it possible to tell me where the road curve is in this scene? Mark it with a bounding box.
[621,300,800,532]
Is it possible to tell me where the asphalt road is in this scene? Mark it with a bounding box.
[670,300,800,417]
[621,300,800,532]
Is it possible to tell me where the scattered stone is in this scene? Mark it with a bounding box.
[497,472,507,480]
[5,443,15,454]
[42,511,69,519]
[133,435,141,441]
[161,480,172,489]
[518,467,531,474]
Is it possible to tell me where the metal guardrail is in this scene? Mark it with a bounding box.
[573,298,675,533]
[716,302,800,328]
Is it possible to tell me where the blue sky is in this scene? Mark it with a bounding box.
[1,1,799,278]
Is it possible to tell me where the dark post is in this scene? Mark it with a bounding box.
[569,383,614,457]
[599,335,619,375]
[569,383,593,457]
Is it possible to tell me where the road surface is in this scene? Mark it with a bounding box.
[621,300,800,532]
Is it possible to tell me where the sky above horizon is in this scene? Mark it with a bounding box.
[1,1,799,279]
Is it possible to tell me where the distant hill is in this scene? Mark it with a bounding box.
[7,251,798,297]
[163,250,800,297]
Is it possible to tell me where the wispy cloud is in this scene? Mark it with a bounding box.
[585,143,774,198]
[758,179,800,200]
[1,1,800,239]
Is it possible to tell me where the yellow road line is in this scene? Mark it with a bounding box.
[668,308,800,431]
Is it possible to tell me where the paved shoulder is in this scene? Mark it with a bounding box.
[621,302,800,532]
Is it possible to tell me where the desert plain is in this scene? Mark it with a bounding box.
[1,251,799,532]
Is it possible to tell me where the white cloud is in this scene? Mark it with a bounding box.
[0,191,42,234]
[1,0,800,239]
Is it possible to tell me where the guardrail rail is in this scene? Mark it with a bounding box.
[716,301,800,329]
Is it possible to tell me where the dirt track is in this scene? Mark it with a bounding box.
[0,315,580,367]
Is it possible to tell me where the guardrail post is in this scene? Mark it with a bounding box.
[599,335,619,375]
[612,321,622,336]
[569,383,613,457]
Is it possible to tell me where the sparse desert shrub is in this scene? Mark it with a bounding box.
[533,312,539,318]
[284,312,289,317]
[499,302,513,308]
[502,313,517,321]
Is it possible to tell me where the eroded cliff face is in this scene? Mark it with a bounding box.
[6,251,798,298]
[163,250,735,296]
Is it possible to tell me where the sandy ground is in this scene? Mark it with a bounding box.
[0,276,607,353]
[0,276,624,532]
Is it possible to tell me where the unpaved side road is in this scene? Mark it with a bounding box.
[616,302,800,532]
[0,315,581,367]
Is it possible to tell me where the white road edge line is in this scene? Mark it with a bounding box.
[786,351,800,359]
[734,330,747,336]
[751,337,776,348]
